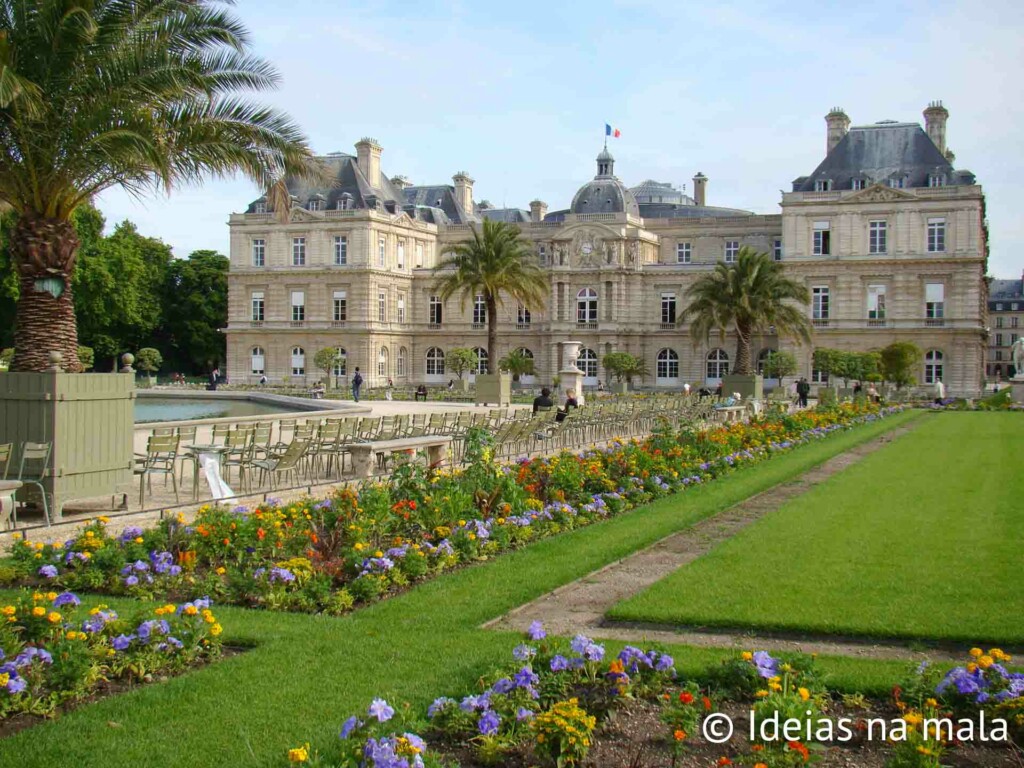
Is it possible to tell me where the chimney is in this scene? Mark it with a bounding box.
[923,101,949,155]
[355,137,383,188]
[824,107,850,154]
[452,171,474,213]
[529,199,548,223]
[391,175,411,191]
[692,172,708,207]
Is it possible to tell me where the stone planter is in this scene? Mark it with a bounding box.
[475,373,511,406]
[0,369,135,520]
[456,378,471,393]
[722,373,763,401]
[611,381,629,395]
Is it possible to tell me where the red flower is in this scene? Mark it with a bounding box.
[717,758,733,766]
[702,696,712,711]
[256,528,266,541]
[679,692,694,705]
[408,500,417,510]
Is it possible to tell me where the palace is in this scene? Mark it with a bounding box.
[225,102,988,394]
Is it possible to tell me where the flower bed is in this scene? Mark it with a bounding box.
[5,403,902,616]
[0,590,223,726]
[281,626,1023,767]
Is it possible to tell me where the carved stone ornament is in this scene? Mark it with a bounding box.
[571,229,603,267]
[842,184,916,204]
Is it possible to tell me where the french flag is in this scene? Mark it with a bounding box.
[605,124,621,138]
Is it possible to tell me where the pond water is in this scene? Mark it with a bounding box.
[135,397,300,424]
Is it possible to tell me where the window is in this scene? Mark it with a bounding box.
[252,238,265,267]
[473,294,487,328]
[924,350,944,384]
[676,242,691,264]
[814,179,832,192]
[332,290,347,323]
[996,351,1003,362]
[995,333,1003,347]
[773,238,782,261]
[577,288,598,324]
[250,347,265,375]
[851,178,865,191]
[869,220,887,254]
[928,174,946,188]
[397,241,405,269]
[517,304,531,328]
[888,176,906,189]
[332,348,347,377]
[661,292,677,325]
[757,348,775,375]
[995,303,1003,311]
[925,283,945,320]
[397,347,407,377]
[927,218,946,253]
[308,199,322,211]
[724,241,739,263]
[473,347,489,375]
[812,286,830,321]
[811,366,829,385]
[251,291,265,322]
[812,221,831,256]
[429,296,443,326]
[377,291,386,323]
[426,347,445,376]
[292,237,306,266]
[867,284,886,320]
[1014,304,1020,311]
[378,347,388,378]
[253,200,267,214]
[334,236,347,265]
[397,294,406,324]
[291,346,305,376]
[706,349,729,380]
[577,348,598,379]
[290,290,305,322]
[416,243,424,268]
[1014,317,1020,328]
[1013,333,1020,345]
[539,244,547,264]
[996,316,1004,328]
[378,237,386,267]
[656,348,679,380]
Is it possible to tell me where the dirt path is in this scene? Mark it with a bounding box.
[484,420,964,662]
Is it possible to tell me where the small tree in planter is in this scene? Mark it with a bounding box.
[314,348,343,389]
[603,352,648,392]
[446,348,479,390]
[761,349,797,389]
[880,341,922,391]
[499,349,535,386]
[135,348,163,385]
[77,346,95,372]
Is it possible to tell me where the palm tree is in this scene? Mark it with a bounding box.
[681,246,812,375]
[499,348,535,383]
[0,0,316,372]
[433,219,549,368]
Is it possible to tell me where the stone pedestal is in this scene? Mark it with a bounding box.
[722,374,763,402]
[475,373,511,406]
[1010,378,1024,404]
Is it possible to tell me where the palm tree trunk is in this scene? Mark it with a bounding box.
[11,216,83,373]
[486,294,498,372]
[734,324,753,376]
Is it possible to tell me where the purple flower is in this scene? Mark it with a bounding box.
[340,715,362,738]
[570,634,592,654]
[752,651,779,679]
[428,697,454,719]
[112,634,134,651]
[516,707,535,721]
[527,621,546,640]
[368,697,394,722]
[478,709,500,736]
[124,575,139,587]
[655,653,675,672]
[491,677,515,695]
[583,642,605,662]
[512,644,535,661]
[53,592,80,608]
[550,655,570,672]
[6,676,26,694]
[38,564,58,578]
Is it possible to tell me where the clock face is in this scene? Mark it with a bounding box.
[581,244,593,254]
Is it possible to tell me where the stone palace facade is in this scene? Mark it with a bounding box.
[225,102,989,395]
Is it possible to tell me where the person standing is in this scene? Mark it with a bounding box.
[351,367,363,402]
[208,368,219,391]
[385,377,393,401]
[933,378,945,404]
[796,377,810,408]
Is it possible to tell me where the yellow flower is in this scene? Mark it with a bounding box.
[46,592,57,601]
[287,743,309,763]
[969,648,983,658]
[32,606,46,617]
[98,515,110,524]
[134,537,144,544]
[0,673,8,687]
[978,655,994,669]
[0,606,15,616]
[755,690,769,698]
[798,687,810,701]
[210,623,223,637]
[184,605,198,616]
[47,611,62,624]
[374,550,384,558]
[967,663,978,674]
[215,566,226,575]
[741,652,753,661]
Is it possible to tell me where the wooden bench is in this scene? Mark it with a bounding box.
[0,480,23,530]
[347,436,453,478]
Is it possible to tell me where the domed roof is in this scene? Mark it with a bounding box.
[629,179,695,206]
[569,146,640,216]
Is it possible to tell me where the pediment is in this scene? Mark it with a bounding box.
[288,207,318,222]
[841,183,916,204]
[390,212,414,227]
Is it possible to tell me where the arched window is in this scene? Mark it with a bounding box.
[516,347,534,359]
[925,349,944,384]
[757,348,776,375]
[378,346,388,378]
[656,348,679,381]
[397,347,407,377]
[332,347,347,377]
[291,347,305,376]
[426,347,445,376]
[473,347,489,375]
[577,347,598,381]
[706,349,729,381]
[576,288,598,325]
[251,347,265,376]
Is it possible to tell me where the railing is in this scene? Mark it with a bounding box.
[577,321,598,330]
[516,322,531,330]
[472,322,485,330]
[660,322,676,330]
[428,322,441,330]
[289,320,305,328]
[812,319,830,328]
[331,321,346,328]
[866,318,888,328]
[925,318,946,327]
[250,320,263,328]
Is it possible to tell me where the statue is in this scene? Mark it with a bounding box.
[1011,337,1024,379]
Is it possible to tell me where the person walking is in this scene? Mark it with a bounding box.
[796,377,810,408]
[208,368,219,392]
[933,378,946,405]
[351,367,363,402]
[385,377,393,401]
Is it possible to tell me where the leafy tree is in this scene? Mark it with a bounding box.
[313,348,343,383]
[812,348,840,382]
[433,220,549,367]
[0,0,314,372]
[499,349,535,382]
[76,346,94,372]
[761,350,797,387]
[445,348,480,380]
[160,250,229,373]
[135,348,163,375]
[603,352,649,385]
[682,247,812,375]
[0,348,12,368]
[879,341,922,390]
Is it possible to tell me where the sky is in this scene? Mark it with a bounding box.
[96,0,1024,277]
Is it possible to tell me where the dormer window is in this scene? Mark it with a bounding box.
[814,179,832,192]
[338,193,353,211]
[308,199,322,211]
[928,173,946,188]
[253,200,267,214]
[851,178,865,191]
[888,176,906,189]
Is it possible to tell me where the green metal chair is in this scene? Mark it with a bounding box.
[251,439,310,490]
[134,434,179,508]
[0,442,11,480]
[16,441,52,525]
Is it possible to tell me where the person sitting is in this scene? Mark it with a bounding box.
[447,379,455,392]
[414,384,428,401]
[259,374,268,386]
[556,389,578,423]
[532,387,554,413]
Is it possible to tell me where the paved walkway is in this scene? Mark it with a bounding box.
[482,420,965,662]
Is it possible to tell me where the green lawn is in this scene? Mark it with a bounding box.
[0,410,917,767]
[610,412,1024,645]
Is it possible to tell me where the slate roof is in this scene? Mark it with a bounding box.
[989,278,1024,307]
[638,202,754,219]
[402,185,480,225]
[478,207,531,224]
[792,122,974,192]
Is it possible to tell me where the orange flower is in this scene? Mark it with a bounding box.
[702,696,712,711]
[717,758,733,766]
[673,729,686,741]
[679,691,694,705]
